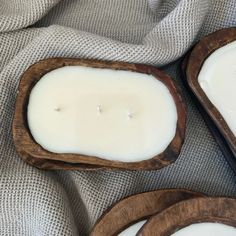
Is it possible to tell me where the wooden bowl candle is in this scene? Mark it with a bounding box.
[91,189,202,236]
[138,197,236,236]
[13,58,186,170]
[186,28,236,157]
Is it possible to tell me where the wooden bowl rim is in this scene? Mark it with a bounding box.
[13,58,186,170]
[138,197,236,236]
[20,154,108,171]
[186,27,236,157]
[90,189,203,236]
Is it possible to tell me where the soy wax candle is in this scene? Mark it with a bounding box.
[171,223,236,236]
[113,221,236,236]
[27,65,177,162]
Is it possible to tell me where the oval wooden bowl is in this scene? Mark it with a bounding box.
[13,58,186,170]
[186,27,236,157]
[138,197,236,235]
[90,189,203,236]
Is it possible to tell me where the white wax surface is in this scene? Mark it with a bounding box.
[171,223,236,236]
[118,220,146,236]
[28,66,177,162]
[198,40,236,136]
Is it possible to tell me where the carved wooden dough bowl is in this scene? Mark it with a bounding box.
[91,189,202,236]
[138,197,236,235]
[186,27,236,157]
[13,58,186,170]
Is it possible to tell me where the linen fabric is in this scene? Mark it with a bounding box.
[0,0,236,235]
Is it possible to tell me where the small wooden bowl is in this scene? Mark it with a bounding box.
[91,189,203,236]
[13,58,186,170]
[186,27,236,157]
[138,197,236,235]
[182,53,236,173]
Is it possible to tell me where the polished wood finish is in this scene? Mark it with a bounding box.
[186,27,236,157]
[90,189,202,236]
[13,58,186,170]
[138,197,236,236]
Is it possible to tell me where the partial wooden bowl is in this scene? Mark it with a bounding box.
[182,52,236,173]
[186,27,236,157]
[91,189,203,236]
[13,58,186,170]
[138,197,236,235]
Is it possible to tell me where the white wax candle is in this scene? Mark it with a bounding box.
[198,40,236,136]
[171,223,236,236]
[27,66,177,162]
[118,220,146,236]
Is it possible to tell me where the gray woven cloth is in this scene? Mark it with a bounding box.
[0,0,236,235]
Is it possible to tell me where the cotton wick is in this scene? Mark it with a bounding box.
[54,107,61,112]
[127,111,133,119]
[97,105,102,114]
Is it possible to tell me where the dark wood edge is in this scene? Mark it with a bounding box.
[13,58,186,170]
[186,27,236,157]
[90,189,203,236]
[20,152,108,171]
[138,197,236,236]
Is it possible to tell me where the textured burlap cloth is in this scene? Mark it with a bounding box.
[0,0,236,235]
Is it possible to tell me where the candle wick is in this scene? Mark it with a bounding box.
[54,107,61,112]
[127,111,133,119]
[97,105,102,114]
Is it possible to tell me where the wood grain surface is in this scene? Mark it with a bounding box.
[138,197,236,236]
[186,27,236,157]
[90,189,202,236]
[13,58,186,170]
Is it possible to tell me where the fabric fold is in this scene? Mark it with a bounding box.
[0,0,236,235]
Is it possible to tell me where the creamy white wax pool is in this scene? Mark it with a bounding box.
[27,66,177,162]
[171,223,236,236]
[198,40,236,136]
[118,220,146,236]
